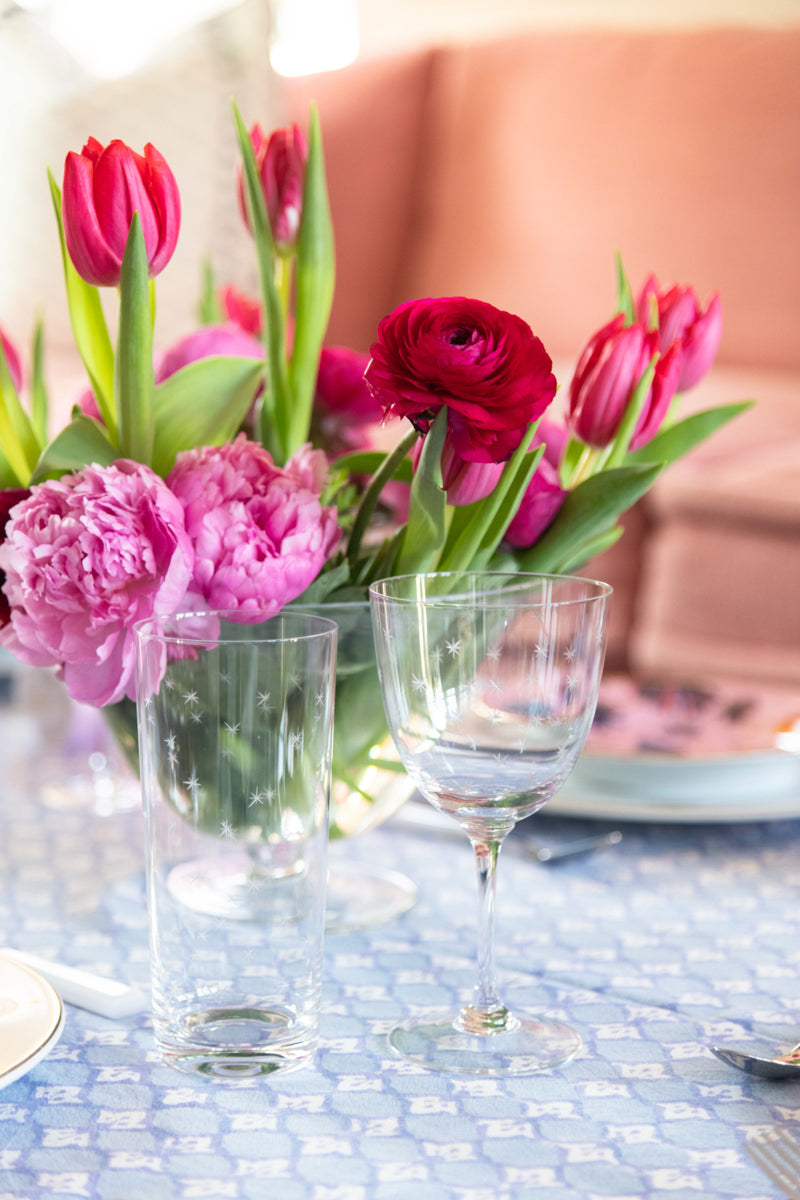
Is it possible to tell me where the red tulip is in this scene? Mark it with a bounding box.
[637,275,722,391]
[568,314,682,451]
[219,284,263,337]
[62,137,180,287]
[238,122,308,251]
[0,326,22,393]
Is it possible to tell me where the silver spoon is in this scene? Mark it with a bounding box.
[711,1041,800,1079]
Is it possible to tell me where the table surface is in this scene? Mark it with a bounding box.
[1,680,800,1200]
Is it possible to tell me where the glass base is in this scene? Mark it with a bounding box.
[388,1010,581,1076]
[167,851,308,922]
[165,855,417,929]
[156,1004,315,1078]
[325,861,418,933]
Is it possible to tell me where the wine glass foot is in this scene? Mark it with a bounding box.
[325,861,417,933]
[388,1011,581,1076]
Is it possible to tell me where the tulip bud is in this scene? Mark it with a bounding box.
[504,457,567,548]
[155,324,264,384]
[637,275,722,391]
[62,137,181,287]
[568,314,682,451]
[238,122,308,251]
[412,429,505,507]
[0,326,22,393]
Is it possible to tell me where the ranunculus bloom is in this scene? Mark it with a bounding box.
[238,122,308,251]
[0,488,31,628]
[637,275,723,391]
[365,297,557,463]
[568,314,683,451]
[219,284,263,337]
[0,326,22,393]
[504,457,567,548]
[62,137,180,287]
[155,323,264,383]
[0,462,194,705]
[167,435,340,616]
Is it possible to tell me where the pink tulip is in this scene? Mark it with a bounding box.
[568,314,682,451]
[238,122,308,251]
[504,457,567,548]
[62,137,180,287]
[0,326,22,393]
[637,275,722,391]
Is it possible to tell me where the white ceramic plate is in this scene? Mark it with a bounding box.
[0,954,64,1089]
[547,779,800,824]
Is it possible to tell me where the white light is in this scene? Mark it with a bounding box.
[45,0,243,81]
[270,0,358,78]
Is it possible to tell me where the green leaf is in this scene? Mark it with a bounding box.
[30,318,49,445]
[198,257,224,324]
[151,356,264,477]
[615,249,635,323]
[0,340,39,484]
[31,412,118,482]
[231,101,291,463]
[626,401,753,467]
[396,408,447,574]
[347,426,418,568]
[551,523,624,574]
[288,104,335,456]
[115,215,154,464]
[334,449,414,483]
[437,424,543,572]
[48,170,116,439]
[516,462,663,574]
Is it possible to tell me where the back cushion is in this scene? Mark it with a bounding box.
[400,27,800,371]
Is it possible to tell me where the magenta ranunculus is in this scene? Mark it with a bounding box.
[316,347,376,422]
[568,314,683,451]
[637,274,723,391]
[167,435,340,616]
[0,326,22,393]
[0,462,194,705]
[62,137,180,287]
[155,323,264,383]
[365,297,557,463]
[238,122,308,250]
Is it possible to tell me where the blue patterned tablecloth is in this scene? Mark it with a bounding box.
[1,688,800,1199]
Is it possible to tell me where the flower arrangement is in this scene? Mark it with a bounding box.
[0,102,748,833]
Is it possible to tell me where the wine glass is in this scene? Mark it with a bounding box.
[369,571,611,1076]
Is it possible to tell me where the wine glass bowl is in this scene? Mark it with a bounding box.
[369,571,611,1075]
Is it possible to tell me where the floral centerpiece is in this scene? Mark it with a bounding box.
[0,102,748,838]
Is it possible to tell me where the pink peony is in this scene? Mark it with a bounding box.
[0,461,194,705]
[167,435,340,616]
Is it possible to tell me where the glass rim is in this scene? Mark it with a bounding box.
[368,571,613,609]
[132,609,339,647]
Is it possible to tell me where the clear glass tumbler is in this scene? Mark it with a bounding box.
[134,610,337,1078]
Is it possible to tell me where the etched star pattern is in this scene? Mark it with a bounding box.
[411,674,426,693]
[257,691,272,711]
[445,639,462,658]
[183,690,199,707]
[219,820,235,840]
[224,722,240,736]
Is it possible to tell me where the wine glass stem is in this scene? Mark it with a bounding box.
[456,837,517,1036]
